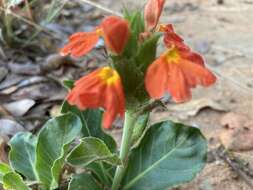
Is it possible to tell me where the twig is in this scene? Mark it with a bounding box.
[209,66,253,95]
[135,100,168,116]
[24,0,34,21]
[77,0,122,16]
[216,145,253,189]
[0,6,55,37]
[202,6,253,12]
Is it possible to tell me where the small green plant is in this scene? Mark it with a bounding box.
[0,0,216,189]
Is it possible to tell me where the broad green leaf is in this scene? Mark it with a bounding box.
[122,121,207,190]
[35,113,82,189]
[135,33,161,72]
[0,163,12,183]
[61,103,117,152]
[9,132,37,181]
[68,173,101,190]
[3,172,29,190]
[67,137,121,167]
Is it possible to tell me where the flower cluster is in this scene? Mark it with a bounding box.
[60,0,216,129]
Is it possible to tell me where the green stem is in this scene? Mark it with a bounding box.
[99,162,111,185]
[2,0,13,43]
[112,111,138,190]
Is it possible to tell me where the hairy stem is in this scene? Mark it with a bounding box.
[111,111,138,190]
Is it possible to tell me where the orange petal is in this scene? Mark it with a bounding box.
[67,82,105,109]
[112,81,125,117]
[101,16,130,54]
[145,57,168,99]
[179,59,217,87]
[102,86,119,129]
[144,0,165,31]
[60,32,99,58]
[160,24,189,50]
[180,48,205,67]
[161,24,183,42]
[167,64,191,102]
[66,67,125,129]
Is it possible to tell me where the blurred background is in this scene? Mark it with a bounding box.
[0,0,253,189]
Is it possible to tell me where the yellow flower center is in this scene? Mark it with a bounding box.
[158,24,167,32]
[96,28,103,37]
[98,67,120,85]
[164,48,181,64]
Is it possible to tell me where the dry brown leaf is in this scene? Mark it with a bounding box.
[219,112,253,151]
[0,119,24,136]
[8,62,40,75]
[50,104,61,117]
[0,67,8,82]
[41,54,74,73]
[166,98,228,120]
[3,99,35,117]
[0,135,9,163]
[0,74,24,91]
[1,76,47,94]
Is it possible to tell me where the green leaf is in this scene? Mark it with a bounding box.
[0,163,12,183]
[67,137,121,167]
[61,103,117,152]
[35,113,82,189]
[63,80,75,90]
[3,172,30,190]
[123,11,145,58]
[68,173,101,190]
[86,163,114,187]
[122,121,207,190]
[61,83,118,188]
[135,33,161,72]
[46,0,66,22]
[9,132,37,181]
[131,113,150,147]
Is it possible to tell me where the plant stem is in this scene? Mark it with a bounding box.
[112,111,138,190]
[2,0,13,43]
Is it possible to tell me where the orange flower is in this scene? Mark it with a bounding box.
[101,16,130,55]
[144,0,165,31]
[159,24,189,50]
[60,16,130,57]
[67,67,125,129]
[145,47,216,103]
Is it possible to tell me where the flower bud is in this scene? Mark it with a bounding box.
[144,0,165,31]
[101,16,130,54]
